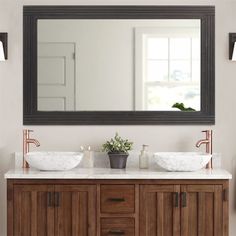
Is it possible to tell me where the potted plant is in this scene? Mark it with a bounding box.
[102,133,133,169]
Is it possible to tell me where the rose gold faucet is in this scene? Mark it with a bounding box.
[23,129,40,168]
[196,130,213,169]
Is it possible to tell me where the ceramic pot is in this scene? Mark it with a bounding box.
[108,152,128,169]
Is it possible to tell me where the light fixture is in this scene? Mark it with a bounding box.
[229,33,236,61]
[0,33,8,61]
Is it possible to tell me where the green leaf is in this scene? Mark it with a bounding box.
[102,133,133,154]
[172,102,196,112]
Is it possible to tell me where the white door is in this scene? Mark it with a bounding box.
[38,43,75,111]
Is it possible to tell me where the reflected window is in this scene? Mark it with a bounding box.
[135,24,201,111]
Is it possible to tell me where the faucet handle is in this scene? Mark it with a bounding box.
[202,130,213,138]
[202,130,212,133]
[24,129,33,132]
[23,129,34,137]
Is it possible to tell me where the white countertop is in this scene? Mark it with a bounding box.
[4,168,232,180]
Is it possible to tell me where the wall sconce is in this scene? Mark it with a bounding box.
[0,33,8,61]
[229,33,236,61]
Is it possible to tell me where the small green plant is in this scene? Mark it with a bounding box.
[102,133,133,154]
[172,102,196,111]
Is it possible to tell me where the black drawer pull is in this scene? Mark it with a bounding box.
[181,192,187,207]
[173,192,179,207]
[108,198,125,202]
[108,230,125,235]
[47,192,53,207]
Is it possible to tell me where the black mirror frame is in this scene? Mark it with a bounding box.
[23,5,215,125]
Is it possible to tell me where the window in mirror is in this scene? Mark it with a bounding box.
[135,20,201,111]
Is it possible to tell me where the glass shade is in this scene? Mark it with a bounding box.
[0,41,6,61]
[232,42,236,61]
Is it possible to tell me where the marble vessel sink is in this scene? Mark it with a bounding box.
[25,152,83,171]
[154,152,212,172]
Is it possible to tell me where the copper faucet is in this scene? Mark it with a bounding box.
[196,130,213,169]
[23,129,40,168]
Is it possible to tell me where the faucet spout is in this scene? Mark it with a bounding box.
[196,139,209,148]
[27,138,40,147]
[23,129,40,168]
[195,130,213,169]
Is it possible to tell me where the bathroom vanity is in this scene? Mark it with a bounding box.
[5,168,231,236]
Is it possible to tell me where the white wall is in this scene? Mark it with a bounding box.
[0,0,236,235]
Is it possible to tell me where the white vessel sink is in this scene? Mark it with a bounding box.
[154,152,212,172]
[25,152,83,171]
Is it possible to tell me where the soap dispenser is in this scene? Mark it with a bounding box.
[139,145,149,169]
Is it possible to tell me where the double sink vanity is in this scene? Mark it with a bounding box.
[5,148,232,236]
[4,129,232,236]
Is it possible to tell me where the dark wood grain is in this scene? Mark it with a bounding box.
[13,184,54,236]
[7,180,14,236]
[140,184,180,236]
[101,218,135,236]
[223,181,229,236]
[54,185,96,236]
[23,5,215,125]
[134,184,139,236]
[7,179,229,236]
[9,178,229,185]
[100,185,135,214]
[181,184,224,236]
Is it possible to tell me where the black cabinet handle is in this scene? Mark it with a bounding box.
[55,192,60,207]
[108,230,125,235]
[173,192,179,207]
[223,189,229,201]
[47,192,53,207]
[181,192,187,207]
[108,198,125,202]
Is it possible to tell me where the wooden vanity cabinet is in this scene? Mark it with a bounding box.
[100,185,135,214]
[7,179,229,236]
[180,185,226,236]
[140,183,228,236]
[12,185,55,236]
[7,182,96,236]
[54,185,96,236]
[140,185,181,236]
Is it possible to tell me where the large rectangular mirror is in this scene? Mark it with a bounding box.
[24,6,215,125]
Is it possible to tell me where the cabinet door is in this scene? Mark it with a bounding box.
[181,185,223,236]
[140,185,180,236]
[54,185,96,236]
[13,185,54,236]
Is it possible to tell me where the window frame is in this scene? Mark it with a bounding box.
[135,25,201,111]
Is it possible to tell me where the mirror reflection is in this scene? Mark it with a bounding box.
[37,19,200,112]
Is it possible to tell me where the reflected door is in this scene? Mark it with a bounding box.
[38,43,75,111]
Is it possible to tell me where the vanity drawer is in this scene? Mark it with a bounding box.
[101,218,135,236]
[100,185,135,213]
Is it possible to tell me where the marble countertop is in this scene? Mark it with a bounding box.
[4,168,232,180]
